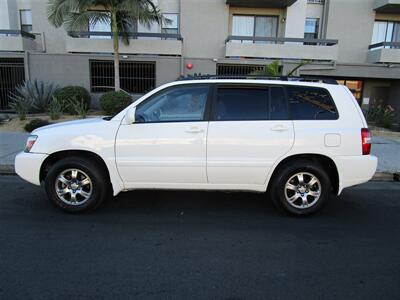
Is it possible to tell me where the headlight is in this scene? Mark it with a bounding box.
[25,135,38,152]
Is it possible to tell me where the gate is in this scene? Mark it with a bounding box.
[0,58,25,111]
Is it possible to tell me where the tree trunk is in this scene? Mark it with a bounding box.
[112,11,120,91]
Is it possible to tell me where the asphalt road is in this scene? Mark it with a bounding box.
[0,175,399,300]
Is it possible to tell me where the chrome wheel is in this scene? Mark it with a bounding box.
[54,168,92,206]
[284,172,321,209]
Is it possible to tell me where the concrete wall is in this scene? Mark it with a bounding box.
[368,48,400,63]
[181,0,229,59]
[27,52,180,88]
[285,0,307,38]
[326,0,376,63]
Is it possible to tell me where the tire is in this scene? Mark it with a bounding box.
[269,159,332,216]
[44,156,111,213]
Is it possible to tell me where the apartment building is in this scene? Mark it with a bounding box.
[0,0,400,123]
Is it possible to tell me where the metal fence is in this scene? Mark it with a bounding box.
[0,58,25,111]
[90,60,156,94]
[216,63,266,76]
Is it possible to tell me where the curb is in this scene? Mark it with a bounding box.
[371,171,400,182]
[0,164,399,182]
[0,164,15,174]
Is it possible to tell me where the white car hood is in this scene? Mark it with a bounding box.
[32,117,105,134]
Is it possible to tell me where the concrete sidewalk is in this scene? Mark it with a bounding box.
[0,132,29,173]
[0,131,399,180]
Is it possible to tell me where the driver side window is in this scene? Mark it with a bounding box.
[135,85,210,123]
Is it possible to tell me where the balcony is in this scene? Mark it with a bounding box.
[0,30,39,51]
[225,36,339,61]
[226,0,297,8]
[66,32,183,56]
[373,0,400,13]
[367,42,400,63]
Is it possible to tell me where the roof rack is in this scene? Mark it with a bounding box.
[177,74,338,85]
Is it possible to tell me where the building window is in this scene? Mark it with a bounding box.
[304,18,319,39]
[162,13,179,34]
[88,11,111,39]
[232,15,278,42]
[20,10,32,32]
[337,79,364,104]
[90,60,155,94]
[0,58,25,110]
[371,20,400,48]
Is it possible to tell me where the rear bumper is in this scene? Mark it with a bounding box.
[15,152,48,185]
[335,155,378,194]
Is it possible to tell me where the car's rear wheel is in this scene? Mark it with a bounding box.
[269,160,332,216]
[44,157,110,212]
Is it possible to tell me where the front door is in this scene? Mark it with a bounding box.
[116,84,211,188]
[207,84,294,186]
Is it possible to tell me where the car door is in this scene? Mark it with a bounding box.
[115,84,211,188]
[207,84,294,186]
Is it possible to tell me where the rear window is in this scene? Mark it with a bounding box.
[286,86,338,120]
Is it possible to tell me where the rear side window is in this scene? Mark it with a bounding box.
[214,87,269,121]
[286,86,338,120]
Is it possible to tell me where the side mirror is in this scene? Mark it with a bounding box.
[125,107,136,124]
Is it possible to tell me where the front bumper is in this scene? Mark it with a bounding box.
[14,152,48,185]
[335,155,378,194]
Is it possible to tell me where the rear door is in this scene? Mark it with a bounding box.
[206,84,294,185]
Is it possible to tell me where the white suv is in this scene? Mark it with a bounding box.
[15,79,377,215]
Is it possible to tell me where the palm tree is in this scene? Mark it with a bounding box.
[47,0,163,91]
[250,60,311,77]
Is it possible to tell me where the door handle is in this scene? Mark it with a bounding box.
[185,127,204,134]
[270,124,288,132]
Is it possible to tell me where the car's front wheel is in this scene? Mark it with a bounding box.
[44,157,110,212]
[269,160,332,216]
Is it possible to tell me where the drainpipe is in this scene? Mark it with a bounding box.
[24,51,30,81]
[179,0,184,76]
[321,0,330,39]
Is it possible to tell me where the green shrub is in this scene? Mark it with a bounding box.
[54,86,91,114]
[100,91,132,115]
[9,95,33,120]
[67,96,88,119]
[368,104,396,129]
[10,80,59,113]
[48,96,63,120]
[24,118,50,132]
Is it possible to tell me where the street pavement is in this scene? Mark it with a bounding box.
[0,175,399,300]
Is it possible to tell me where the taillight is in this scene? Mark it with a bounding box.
[361,128,371,155]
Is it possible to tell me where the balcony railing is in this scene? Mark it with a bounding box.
[0,29,36,39]
[226,0,297,8]
[226,36,338,45]
[68,31,183,40]
[66,31,183,55]
[368,42,400,50]
[0,30,41,51]
[225,36,339,61]
[367,42,400,63]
